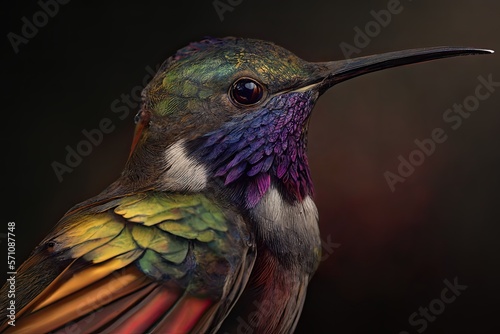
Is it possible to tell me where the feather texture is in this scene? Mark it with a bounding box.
[0,192,255,333]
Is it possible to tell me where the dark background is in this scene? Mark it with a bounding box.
[2,1,499,333]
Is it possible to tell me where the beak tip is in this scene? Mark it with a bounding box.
[462,47,494,55]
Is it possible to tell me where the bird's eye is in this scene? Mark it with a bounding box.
[230,78,265,106]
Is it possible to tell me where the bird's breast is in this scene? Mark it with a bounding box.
[219,186,321,333]
[250,186,321,273]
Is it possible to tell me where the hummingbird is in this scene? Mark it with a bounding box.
[0,37,492,334]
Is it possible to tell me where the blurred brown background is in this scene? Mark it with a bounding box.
[3,1,499,333]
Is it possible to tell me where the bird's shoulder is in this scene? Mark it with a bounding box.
[52,190,251,282]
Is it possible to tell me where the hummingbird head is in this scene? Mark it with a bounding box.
[125,37,491,208]
[133,37,316,143]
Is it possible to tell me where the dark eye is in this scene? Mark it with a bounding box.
[230,78,265,106]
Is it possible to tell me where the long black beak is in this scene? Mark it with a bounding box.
[310,47,493,94]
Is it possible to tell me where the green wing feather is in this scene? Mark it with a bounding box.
[0,191,255,333]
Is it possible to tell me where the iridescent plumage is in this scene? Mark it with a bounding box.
[197,90,315,207]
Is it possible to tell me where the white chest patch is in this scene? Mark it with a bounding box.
[253,187,320,250]
[161,140,208,192]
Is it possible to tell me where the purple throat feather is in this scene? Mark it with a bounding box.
[195,91,316,208]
